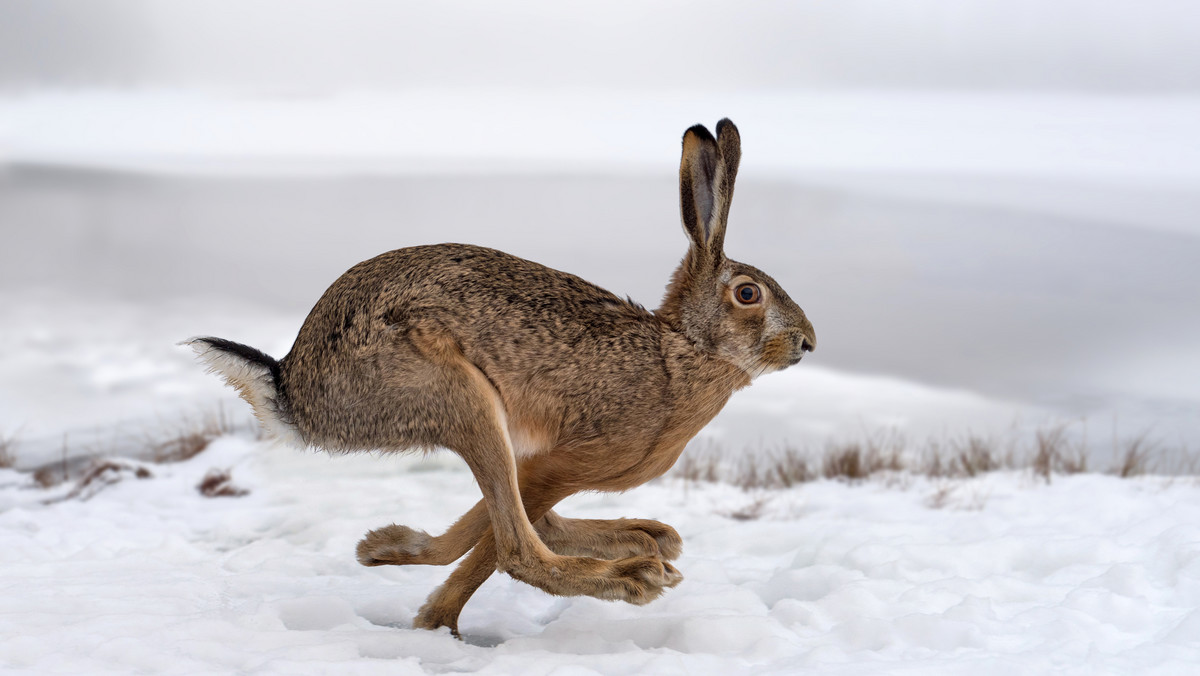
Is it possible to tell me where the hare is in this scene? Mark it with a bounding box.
[185,119,815,635]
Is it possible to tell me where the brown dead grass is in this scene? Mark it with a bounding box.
[22,405,256,488]
[0,431,15,469]
[673,423,1192,490]
[149,405,243,463]
[1112,434,1155,478]
[722,495,772,521]
[197,468,249,498]
[823,432,906,481]
[1031,426,1088,483]
[44,459,154,504]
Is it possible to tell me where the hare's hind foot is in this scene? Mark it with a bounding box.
[503,550,683,605]
[411,555,683,637]
[536,514,682,561]
[357,524,458,566]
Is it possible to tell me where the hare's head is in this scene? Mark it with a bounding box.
[659,119,816,379]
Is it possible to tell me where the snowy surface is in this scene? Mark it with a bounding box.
[2,436,1199,674]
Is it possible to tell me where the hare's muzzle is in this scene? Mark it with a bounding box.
[784,332,816,366]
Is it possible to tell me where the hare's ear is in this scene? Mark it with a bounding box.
[679,119,741,263]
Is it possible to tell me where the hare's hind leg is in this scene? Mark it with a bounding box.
[535,512,682,561]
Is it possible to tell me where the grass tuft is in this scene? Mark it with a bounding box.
[148,405,242,464]
[0,431,15,469]
[23,405,257,487]
[673,421,1191,490]
[197,468,249,498]
[44,459,154,504]
[1113,434,1155,478]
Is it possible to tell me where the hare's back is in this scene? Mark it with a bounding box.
[282,244,669,451]
[333,243,653,335]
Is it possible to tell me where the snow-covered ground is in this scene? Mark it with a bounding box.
[2,436,1198,674]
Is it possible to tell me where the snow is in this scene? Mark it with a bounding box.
[2,436,1198,674]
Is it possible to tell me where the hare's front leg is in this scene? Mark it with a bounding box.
[357,501,488,567]
[535,512,682,561]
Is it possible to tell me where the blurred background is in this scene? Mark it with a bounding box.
[2,1,1199,469]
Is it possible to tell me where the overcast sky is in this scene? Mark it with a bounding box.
[2,1,1199,92]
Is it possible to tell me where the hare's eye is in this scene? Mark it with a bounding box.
[735,283,761,305]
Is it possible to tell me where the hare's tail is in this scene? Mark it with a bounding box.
[181,336,304,447]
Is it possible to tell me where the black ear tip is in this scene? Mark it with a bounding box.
[683,123,715,143]
[716,118,739,137]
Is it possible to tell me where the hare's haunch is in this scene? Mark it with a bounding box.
[185,119,815,636]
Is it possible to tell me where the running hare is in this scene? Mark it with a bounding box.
[186,119,815,635]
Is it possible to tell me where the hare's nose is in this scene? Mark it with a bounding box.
[799,334,815,353]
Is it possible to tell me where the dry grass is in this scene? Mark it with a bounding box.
[822,433,905,481]
[1112,434,1155,478]
[32,436,73,488]
[148,405,243,464]
[0,431,15,469]
[676,432,905,490]
[1030,426,1088,483]
[44,459,154,504]
[26,407,257,502]
[197,468,249,498]
[673,423,1193,490]
[722,495,772,521]
[21,405,257,487]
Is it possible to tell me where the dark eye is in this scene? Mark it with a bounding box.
[735,283,761,304]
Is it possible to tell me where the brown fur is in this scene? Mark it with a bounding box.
[185,119,815,636]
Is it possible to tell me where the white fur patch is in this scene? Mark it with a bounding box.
[509,423,551,459]
[180,338,307,448]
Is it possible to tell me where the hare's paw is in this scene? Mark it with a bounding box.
[599,556,684,604]
[539,517,684,561]
[507,553,684,605]
[589,520,682,561]
[413,589,462,637]
[623,519,682,561]
[356,524,433,566]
